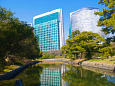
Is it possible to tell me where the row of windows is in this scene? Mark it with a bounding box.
[34,12,59,25]
[39,43,58,45]
[41,71,60,74]
[39,37,58,40]
[36,27,58,30]
[40,46,59,49]
[39,37,58,39]
[36,32,58,34]
[36,34,58,37]
[35,24,58,27]
[35,29,58,32]
[40,42,58,44]
[40,39,59,41]
[40,80,60,82]
[40,49,59,51]
[34,28,58,32]
[35,18,58,25]
[38,36,60,40]
[37,32,58,34]
[39,44,58,46]
[40,46,59,48]
[39,40,58,42]
[41,74,60,77]
[35,24,58,28]
[39,41,58,43]
[40,47,59,49]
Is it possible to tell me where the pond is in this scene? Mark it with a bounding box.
[0,64,115,86]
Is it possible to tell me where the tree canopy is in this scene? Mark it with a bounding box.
[63,66,115,86]
[61,30,112,59]
[0,7,40,65]
[95,0,115,38]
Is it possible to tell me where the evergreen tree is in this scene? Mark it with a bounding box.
[0,7,40,65]
[95,0,115,39]
[61,30,112,59]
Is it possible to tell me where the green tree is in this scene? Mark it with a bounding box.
[61,30,111,59]
[99,46,112,58]
[0,7,40,65]
[63,66,115,86]
[95,0,115,40]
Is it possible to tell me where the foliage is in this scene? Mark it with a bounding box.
[61,30,112,59]
[0,7,40,65]
[95,0,115,41]
[0,65,43,86]
[99,46,112,58]
[69,30,80,38]
[3,65,19,72]
[63,66,115,86]
[39,51,43,57]
[87,57,115,64]
[41,52,56,59]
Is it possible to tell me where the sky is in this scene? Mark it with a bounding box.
[0,0,104,40]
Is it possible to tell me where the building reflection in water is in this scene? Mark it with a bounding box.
[40,65,68,86]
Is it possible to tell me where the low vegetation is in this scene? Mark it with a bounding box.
[87,57,115,65]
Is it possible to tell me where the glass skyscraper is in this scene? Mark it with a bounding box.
[70,7,102,36]
[33,9,64,51]
[40,65,67,86]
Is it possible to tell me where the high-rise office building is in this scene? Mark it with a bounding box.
[70,7,102,36]
[33,9,64,51]
[40,65,67,86]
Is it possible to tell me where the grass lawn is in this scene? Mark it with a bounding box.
[35,58,71,61]
[3,65,19,72]
[87,57,115,65]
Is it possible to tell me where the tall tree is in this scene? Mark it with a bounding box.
[95,0,115,38]
[61,30,111,59]
[0,7,40,65]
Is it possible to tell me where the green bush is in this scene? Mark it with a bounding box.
[41,53,56,59]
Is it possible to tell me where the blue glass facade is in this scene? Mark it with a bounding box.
[33,10,63,51]
[40,68,61,86]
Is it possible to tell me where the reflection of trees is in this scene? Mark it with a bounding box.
[0,65,43,86]
[63,66,115,86]
[16,65,43,86]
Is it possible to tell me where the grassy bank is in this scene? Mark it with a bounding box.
[3,65,20,72]
[0,59,33,74]
[87,57,115,65]
[36,58,71,61]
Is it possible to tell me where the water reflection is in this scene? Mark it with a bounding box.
[0,64,115,86]
[0,65,42,86]
[40,64,67,86]
[15,79,23,86]
[63,66,115,86]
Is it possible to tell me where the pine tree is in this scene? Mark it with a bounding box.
[96,0,115,36]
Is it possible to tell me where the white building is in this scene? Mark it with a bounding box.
[70,7,102,36]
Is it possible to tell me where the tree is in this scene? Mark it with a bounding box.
[62,66,115,86]
[95,0,115,40]
[99,46,112,58]
[0,7,40,65]
[61,30,111,59]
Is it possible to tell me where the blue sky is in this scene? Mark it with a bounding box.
[0,0,104,39]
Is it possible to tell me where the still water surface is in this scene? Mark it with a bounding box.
[0,64,115,86]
